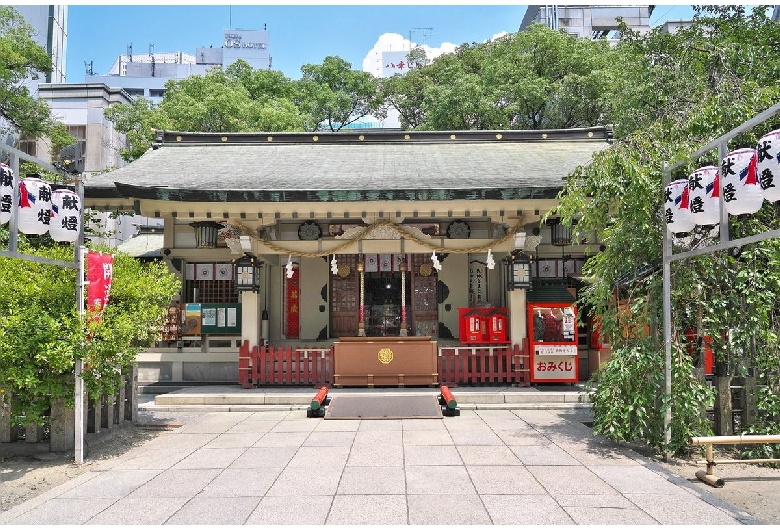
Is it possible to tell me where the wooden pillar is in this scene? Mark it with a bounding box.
[357,261,366,337]
[400,260,408,336]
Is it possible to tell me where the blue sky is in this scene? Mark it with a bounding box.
[65,4,696,82]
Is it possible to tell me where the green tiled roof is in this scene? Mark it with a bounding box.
[526,284,576,303]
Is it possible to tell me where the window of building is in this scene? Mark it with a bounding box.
[16,136,37,157]
[67,125,87,158]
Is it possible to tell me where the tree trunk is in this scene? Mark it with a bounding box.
[714,375,733,436]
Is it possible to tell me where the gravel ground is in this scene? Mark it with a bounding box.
[2,410,780,524]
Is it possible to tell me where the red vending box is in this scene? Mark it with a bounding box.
[458,307,509,344]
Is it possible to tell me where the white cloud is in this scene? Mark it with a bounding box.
[362,32,459,77]
[362,31,513,77]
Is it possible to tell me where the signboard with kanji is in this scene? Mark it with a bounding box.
[381,51,420,78]
[527,303,579,383]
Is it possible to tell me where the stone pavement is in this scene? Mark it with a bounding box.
[0,388,760,525]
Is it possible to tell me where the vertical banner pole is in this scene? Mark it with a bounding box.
[662,161,672,461]
[74,179,86,464]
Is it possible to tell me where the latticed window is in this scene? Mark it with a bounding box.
[184,279,238,304]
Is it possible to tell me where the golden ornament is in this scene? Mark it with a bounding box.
[377,348,394,364]
[337,263,351,278]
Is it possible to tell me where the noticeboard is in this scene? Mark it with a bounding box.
[182,303,241,335]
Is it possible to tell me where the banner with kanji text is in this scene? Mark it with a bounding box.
[87,251,114,323]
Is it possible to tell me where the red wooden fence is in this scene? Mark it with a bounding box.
[239,341,333,388]
[238,340,530,388]
[438,341,530,387]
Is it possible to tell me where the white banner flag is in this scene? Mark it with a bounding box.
[215,263,233,280]
[364,254,378,272]
[379,254,393,272]
[196,264,214,280]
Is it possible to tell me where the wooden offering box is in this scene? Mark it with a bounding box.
[333,336,438,387]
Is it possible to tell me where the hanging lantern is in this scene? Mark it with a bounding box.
[504,250,531,291]
[189,221,221,248]
[687,166,720,226]
[757,129,780,203]
[17,177,51,235]
[0,163,13,225]
[722,148,763,215]
[664,179,695,234]
[49,188,81,242]
[234,253,262,292]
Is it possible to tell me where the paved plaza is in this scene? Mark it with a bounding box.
[0,400,758,525]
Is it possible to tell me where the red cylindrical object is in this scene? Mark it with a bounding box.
[310,386,329,410]
[440,385,457,409]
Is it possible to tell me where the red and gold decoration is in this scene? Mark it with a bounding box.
[357,261,365,337]
[286,266,299,338]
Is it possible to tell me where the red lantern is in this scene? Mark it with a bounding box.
[49,188,81,242]
[687,166,720,226]
[665,179,695,234]
[17,177,51,235]
[722,148,763,215]
[0,163,12,226]
[757,129,780,203]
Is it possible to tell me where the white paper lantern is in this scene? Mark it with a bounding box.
[722,148,763,215]
[757,129,780,203]
[49,188,81,242]
[0,163,12,225]
[687,166,720,226]
[664,179,695,234]
[17,177,52,235]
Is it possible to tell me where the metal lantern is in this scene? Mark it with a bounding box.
[547,218,572,247]
[234,253,262,292]
[17,177,51,235]
[0,163,13,225]
[505,250,532,291]
[687,166,720,226]
[664,179,695,234]
[757,129,780,203]
[190,221,221,249]
[722,148,763,215]
[49,188,81,242]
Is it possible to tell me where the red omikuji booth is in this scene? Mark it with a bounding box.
[527,302,579,384]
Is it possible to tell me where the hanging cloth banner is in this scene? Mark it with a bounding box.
[87,251,114,323]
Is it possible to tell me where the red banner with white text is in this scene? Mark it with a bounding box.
[87,251,114,324]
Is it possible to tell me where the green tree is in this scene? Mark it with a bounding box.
[381,25,613,130]
[0,243,180,425]
[0,6,53,139]
[296,55,386,131]
[105,60,307,161]
[556,6,780,454]
[103,96,164,163]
